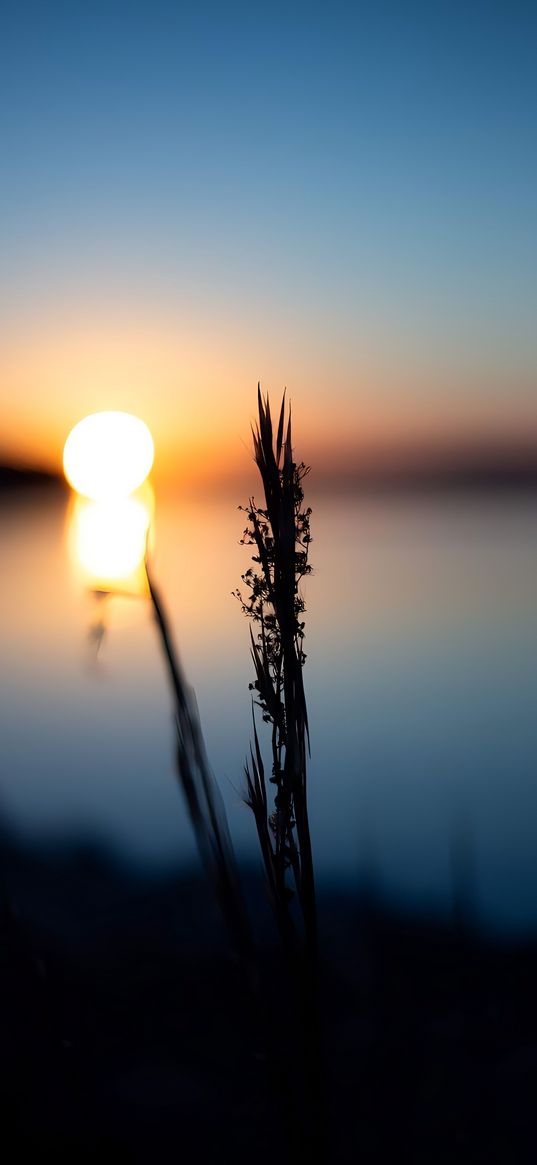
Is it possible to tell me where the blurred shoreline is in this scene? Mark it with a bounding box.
[4,447,537,501]
[0,464,68,497]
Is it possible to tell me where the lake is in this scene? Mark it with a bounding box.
[1,481,536,933]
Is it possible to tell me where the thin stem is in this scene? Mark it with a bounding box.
[145,557,254,969]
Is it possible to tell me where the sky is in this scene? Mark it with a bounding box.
[1,0,536,484]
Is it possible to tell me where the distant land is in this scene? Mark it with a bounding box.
[312,443,537,494]
[0,463,67,493]
[1,443,537,495]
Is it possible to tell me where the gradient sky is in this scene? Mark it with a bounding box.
[1,0,536,482]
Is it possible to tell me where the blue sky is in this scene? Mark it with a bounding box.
[1,1,536,472]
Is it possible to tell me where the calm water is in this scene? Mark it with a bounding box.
[1,484,536,933]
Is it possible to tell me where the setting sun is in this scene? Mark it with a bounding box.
[63,411,154,500]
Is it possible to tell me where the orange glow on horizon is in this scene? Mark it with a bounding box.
[1,311,537,488]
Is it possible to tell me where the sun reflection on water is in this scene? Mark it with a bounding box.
[68,482,154,594]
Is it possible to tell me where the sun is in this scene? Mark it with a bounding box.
[63,411,154,501]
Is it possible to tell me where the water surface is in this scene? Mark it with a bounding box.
[1,483,536,932]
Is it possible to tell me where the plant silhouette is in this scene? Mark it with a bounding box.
[145,560,254,968]
[235,388,317,960]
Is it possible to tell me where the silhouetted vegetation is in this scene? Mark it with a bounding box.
[145,560,254,971]
[143,390,324,1157]
[235,389,316,961]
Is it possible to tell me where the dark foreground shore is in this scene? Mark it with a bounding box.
[2,830,537,1163]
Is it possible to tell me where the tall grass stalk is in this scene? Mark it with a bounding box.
[146,395,324,1157]
[145,561,254,970]
[235,388,317,961]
